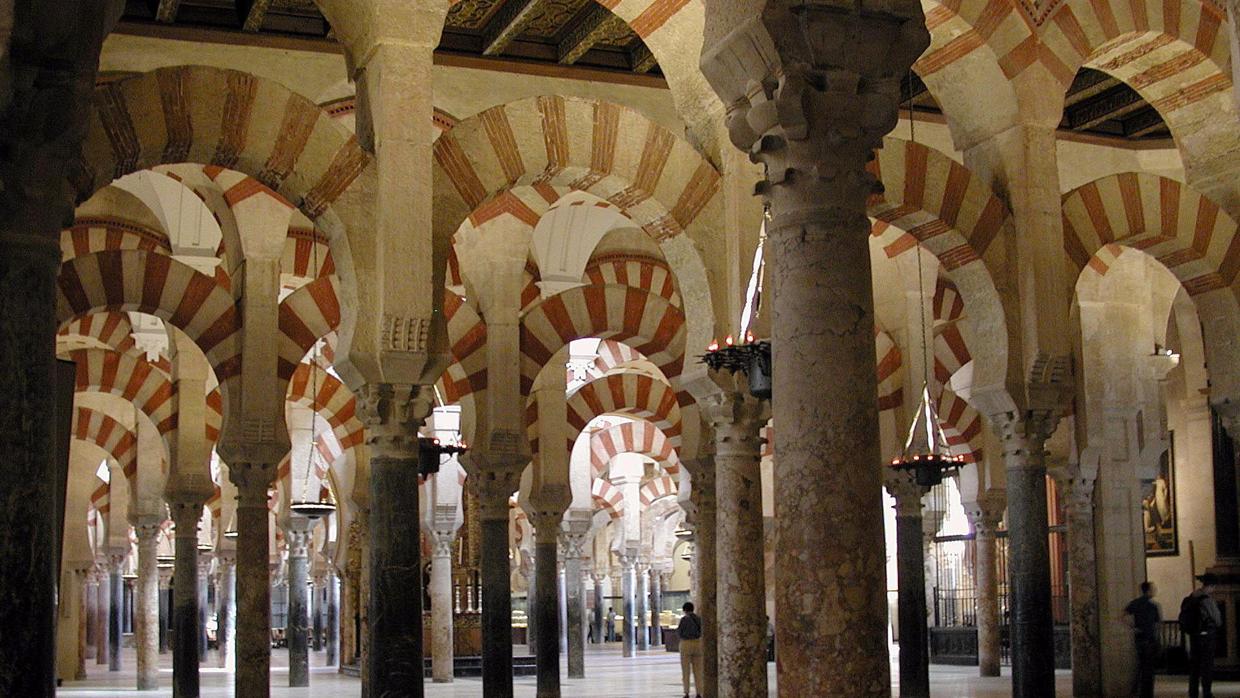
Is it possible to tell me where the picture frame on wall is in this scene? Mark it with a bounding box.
[1143,430,1178,557]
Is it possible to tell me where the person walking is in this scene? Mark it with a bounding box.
[1123,581,1161,698]
[605,606,616,643]
[677,602,704,698]
[1180,573,1223,698]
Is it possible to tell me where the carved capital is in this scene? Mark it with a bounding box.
[963,493,1006,536]
[429,528,457,558]
[560,530,589,560]
[882,468,926,518]
[286,529,313,559]
[357,383,435,458]
[703,382,770,459]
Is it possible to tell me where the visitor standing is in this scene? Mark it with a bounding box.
[605,606,616,642]
[1180,573,1222,698]
[1123,581,1161,698]
[677,602,704,698]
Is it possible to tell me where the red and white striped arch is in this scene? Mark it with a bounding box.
[519,285,686,398]
[432,96,720,243]
[583,254,681,308]
[876,327,904,413]
[276,275,341,382]
[936,388,984,464]
[283,227,336,282]
[441,292,488,404]
[61,216,171,263]
[57,250,242,383]
[593,339,645,375]
[285,361,365,453]
[564,373,681,450]
[590,478,624,521]
[91,480,110,516]
[70,348,176,438]
[639,474,677,506]
[588,420,681,478]
[73,407,139,479]
[58,311,139,355]
[933,276,965,324]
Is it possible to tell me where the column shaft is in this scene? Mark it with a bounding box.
[974,527,1000,677]
[326,573,339,667]
[693,470,719,697]
[621,558,637,659]
[86,578,99,660]
[1062,481,1102,696]
[534,536,561,698]
[171,504,201,698]
[109,563,123,672]
[1002,434,1055,697]
[136,526,161,691]
[480,516,514,697]
[636,566,649,651]
[287,531,311,688]
[650,573,662,647]
[197,558,210,663]
[527,566,538,657]
[564,556,585,678]
[158,583,170,655]
[431,542,455,683]
[217,557,236,670]
[312,580,324,653]
[895,513,929,697]
[368,453,425,697]
[96,571,109,665]
[591,577,604,645]
[235,476,274,698]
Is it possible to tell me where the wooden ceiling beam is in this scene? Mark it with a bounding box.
[155,0,182,23]
[557,4,624,64]
[240,0,273,32]
[1125,108,1169,139]
[481,0,544,56]
[630,42,657,74]
[1065,84,1146,131]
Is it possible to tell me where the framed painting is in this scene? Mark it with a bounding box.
[1143,431,1178,556]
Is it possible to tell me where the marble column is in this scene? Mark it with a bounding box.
[620,551,638,659]
[85,573,99,661]
[650,571,662,647]
[286,523,313,687]
[216,552,236,670]
[591,574,605,645]
[688,459,718,697]
[311,576,324,653]
[197,550,211,663]
[326,572,339,667]
[964,497,1005,677]
[995,415,1058,696]
[526,561,539,657]
[532,514,563,698]
[707,382,769,697]
[0,9,117,688]
[885,471,929,698]
[636,560,650,651]
[95,561,109,665]
[169,501,202,698]
[158,567,172,655]
[364,383,433,698]
[429,529,456,683]
[471,466,522,698]
[135,522,161,690]
[700,3,928,694]
[108,552,124,672]
[557,562,568,654]
[76,568,89,680]
[1057,473,1101,696]
[560,523,589,679]
[230,465,277,698]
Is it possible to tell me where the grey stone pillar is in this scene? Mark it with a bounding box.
[650,571,663,647]
[994,415,1059,696]
[326,572,339,667]
[464,461,523,698]
[286,524,313,687]
[135,522,161,691]
[197,550,211,664]
[699,2,929,694]
[363,384,433,698]
[636,561,650,651]
[429,528,456,683]
[230,465,278,698]
[688,459,718,697]
[964,497,1005,677]
[560,520,589,679]
[170,501,202,698]
[108,553,125,672]
[526,561,539,657]
[158,566,172,655]
[216,552,236,670]
[706,383,769,697]
[1057,473,1101,696]
[95,561,109,665]
[886,471,929,698]
[0,10,116,690]
[557,562,568,654]
[312,575,324,653]
[591,574,605,645]
[532,514,563,698]
[85,573,99,661]
[620,551,637,659]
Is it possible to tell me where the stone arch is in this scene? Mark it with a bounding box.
[73,407,139,479]
[518,284,686,398]
[440,292,487,404]
[562,373,681,451]
[591,478,624,520]
[277,274,342,381]
[58,312,139,355]
[57,250,242,383]
[588,420,682,478]
[285,361,365,454]
[876,327,904,412]
[61,214,171,263]
[937,387,985,463]
[593,339,646,376]
[1063,171,1240,403]
[583,253,681,308]
[639,474,678,506]
[868,136,1012,398]
[69,348,176,445]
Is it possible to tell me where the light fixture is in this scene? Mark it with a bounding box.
[700,334,772,400]
[418,437,468,478]
[887,76,963,490]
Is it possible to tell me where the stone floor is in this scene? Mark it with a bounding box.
[59,644,1240,696]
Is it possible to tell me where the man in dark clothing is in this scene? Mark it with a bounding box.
[677,602,703,698]
[1182,573,1223,698]
[1124,581,1161,698]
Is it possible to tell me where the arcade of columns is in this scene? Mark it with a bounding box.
[4,0,1240,697]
